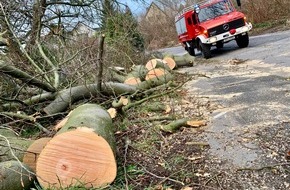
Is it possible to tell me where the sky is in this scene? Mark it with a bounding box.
[124,0,153,15]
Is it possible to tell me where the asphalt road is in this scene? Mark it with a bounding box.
[160,29,290,66]
[160,30,290,171]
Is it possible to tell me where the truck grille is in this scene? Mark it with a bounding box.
[208,18,245,37]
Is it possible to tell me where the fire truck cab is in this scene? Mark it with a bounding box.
[175,0,252,58]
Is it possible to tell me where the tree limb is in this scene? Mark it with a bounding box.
[0,61,55,92]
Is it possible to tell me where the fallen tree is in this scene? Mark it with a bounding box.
[0,129,33,162]
[36,104,117,189]
[0,161,35,190]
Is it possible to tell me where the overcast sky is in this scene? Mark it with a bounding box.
[124,0,152,15]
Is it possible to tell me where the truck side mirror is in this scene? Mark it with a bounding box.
[236,0,241,7]
[194,5,200,14]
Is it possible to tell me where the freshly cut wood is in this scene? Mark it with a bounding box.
[56,104,116,151]
[112,96,130,108]
[0,161,35,190]
[107,108,117,118]
[163,57,176,70]
[37,104,117,189]
[54,111,72,131]
[187,120,207,127]
[137,71,174,90]
[124,76,141,85]
[145,58,170,70]
[0,136,33,162]
[23,137,51,172]
[145,68,171,80]
[160,118,206,133]
[36,128,116,189]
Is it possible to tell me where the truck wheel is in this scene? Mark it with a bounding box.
[236,33,249,48]
[188,47,195,56]
[200,42,211,59]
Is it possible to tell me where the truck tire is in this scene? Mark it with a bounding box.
[188,47,195,56]
[236,33,249,48]
[200,42,211,59]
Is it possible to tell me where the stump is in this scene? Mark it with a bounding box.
[0,161,35,190]
[36,104,117,189]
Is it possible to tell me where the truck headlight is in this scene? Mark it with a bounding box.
[209,37,217,43]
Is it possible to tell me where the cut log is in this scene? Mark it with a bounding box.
[56,104,115,151]
[137,71,174,90]
[43,82,138,115]
[160,118,206,133]
[172,53,195,67]
[124,76,141,85]
[23,137,51,172]
[37,104,117,189]
[145,58,171,71]
[145,68,171,80]
[163,57,177,70]
[129,65,148,81]
[0,161,35,190]
[0,136,33,162]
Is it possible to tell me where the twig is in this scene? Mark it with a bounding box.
[123,79,189,111]
[237,163,290,171]
[137,163,185,186]
[0,134,35,176]
[123,137,131,190]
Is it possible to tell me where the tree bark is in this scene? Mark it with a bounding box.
[0,135,33,162]
[37,104,117,189]
[0,61,55,92]
[160,118,206,133]
[96,34,105,91]
[43,82,137,115]
[0,161,35,190]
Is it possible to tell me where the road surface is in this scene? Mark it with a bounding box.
[160,30,290,188]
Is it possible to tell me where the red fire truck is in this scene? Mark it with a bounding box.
[175,0,252,58]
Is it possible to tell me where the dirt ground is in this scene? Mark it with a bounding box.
[114,58,290,190]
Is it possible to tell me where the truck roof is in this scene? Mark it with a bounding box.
[175,0,226,22]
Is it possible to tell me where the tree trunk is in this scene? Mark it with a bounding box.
[0,161,35,190]
[36,104,117,189]
[96,34,105,91]
[23,137,51,172]
[172,53,195,67]
[43,82,137,115]
[0,135,33,162]
[0,61,55,92]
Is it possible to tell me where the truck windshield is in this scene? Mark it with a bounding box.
[198,0,234,22]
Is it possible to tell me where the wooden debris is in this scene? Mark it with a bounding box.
[0,161,35,190]
[37,104,117,189]
[23,137,51,172]
[160,118,206,133]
